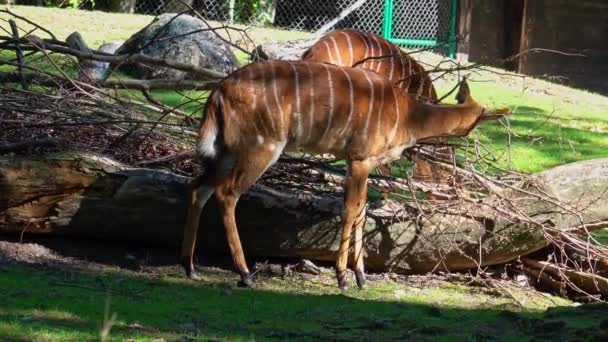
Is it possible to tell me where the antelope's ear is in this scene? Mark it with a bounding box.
[455,76,472,104]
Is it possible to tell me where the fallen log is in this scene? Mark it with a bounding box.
[522,258,608,298]
[1,152,608,274]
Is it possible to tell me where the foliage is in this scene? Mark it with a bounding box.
[234,0,275,26]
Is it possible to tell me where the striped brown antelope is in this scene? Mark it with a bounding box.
[301,29,437,101]
[301,29,452,194]
[180,60,508,290]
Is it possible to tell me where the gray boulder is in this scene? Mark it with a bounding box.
[114,13,238,80]
[251,38,318,61]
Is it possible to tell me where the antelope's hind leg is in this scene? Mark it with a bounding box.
[336,159,372,290]
[214,142,285,287]
[181,175,216,280]
[353,210,367,289]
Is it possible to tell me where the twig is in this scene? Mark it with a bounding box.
[8,19,27,90]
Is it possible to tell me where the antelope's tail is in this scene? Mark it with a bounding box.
[196,89,224,160]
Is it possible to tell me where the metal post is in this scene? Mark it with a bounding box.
[229,0,235,24]
[448,0,458,58]
[382,0,393,40]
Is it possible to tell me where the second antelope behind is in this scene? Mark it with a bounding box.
[181,60,508,290]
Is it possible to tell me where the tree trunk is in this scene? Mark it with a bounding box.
[97,0,136,13]
[164,0,194,15]
[1,152,607,274]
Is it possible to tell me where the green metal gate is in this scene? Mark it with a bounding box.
[382,0,458,57]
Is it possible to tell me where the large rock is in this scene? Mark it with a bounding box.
[114,14,238,80]
[251,38,317,61]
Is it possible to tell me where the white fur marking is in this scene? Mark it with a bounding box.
[376,83,385,138]
[399,55,405,86]
[290,63,303,143]
[387,87,400,145]
[330,36,342,65]
[271,64,285,138]
[341,31,354,66]
[195,186,214,211]
[320,64,335,144]
[337,67,354,137]
[388,49,395,80]
[371,35,382,72]
[324,41,335,63]
[261,66,276,134]
[368,35,375,70]
[249,66,257,112]
[257,135,265,145]
[260,140,287,177]
[362,70,375,138]
[197,126,217,158]
[305,64,315,144]
[362,34,370,61]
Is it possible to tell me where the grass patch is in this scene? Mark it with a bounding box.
[1,263,606,341]
[436,81,608,173]
[0,5,310,49]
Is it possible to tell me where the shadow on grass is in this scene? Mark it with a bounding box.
[475,105,608,172]
[1,263,607,341]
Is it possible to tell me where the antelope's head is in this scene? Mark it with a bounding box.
[447,78,510,136]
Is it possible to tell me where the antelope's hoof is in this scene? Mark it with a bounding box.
[237,273,254,288]
[355,270,367,289]
[181,260,202,280]
[189,271,203,281]
[336,269,348,291]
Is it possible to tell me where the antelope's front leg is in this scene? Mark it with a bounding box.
[336,159,371,290]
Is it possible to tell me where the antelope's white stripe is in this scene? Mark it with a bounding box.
[387,87,400,145]
[372,35,383,73]
[320,64,335,144]
[388,48,395,80]
[261,65,276,135]
[337,67,355,137]
[290,63,303,143]
[271,64,284,138]
[323,41,335,63]
[362,70,375,138]
[399,54,405,86]
[362,33,370,60]
[368,35,375,70]
[248,66,257,112]
[330,36,342,66]
[407,59,413,89]
[376,83,385,138]
[305,63,315,143]
[341,31,354,66]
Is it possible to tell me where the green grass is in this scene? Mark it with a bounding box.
[1,263,606,341]
[0,5,310,49]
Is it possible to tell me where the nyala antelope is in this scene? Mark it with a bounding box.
[301,29,453,192]
[180,60,508,289]
[301,29,437,102]
[301,29,464,194]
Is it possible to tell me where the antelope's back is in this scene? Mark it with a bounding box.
[213,60,406,157]
[301,29,437,101]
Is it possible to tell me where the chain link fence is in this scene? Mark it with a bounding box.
[70,0,456,55]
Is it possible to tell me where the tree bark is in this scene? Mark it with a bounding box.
[1,152,607,274]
